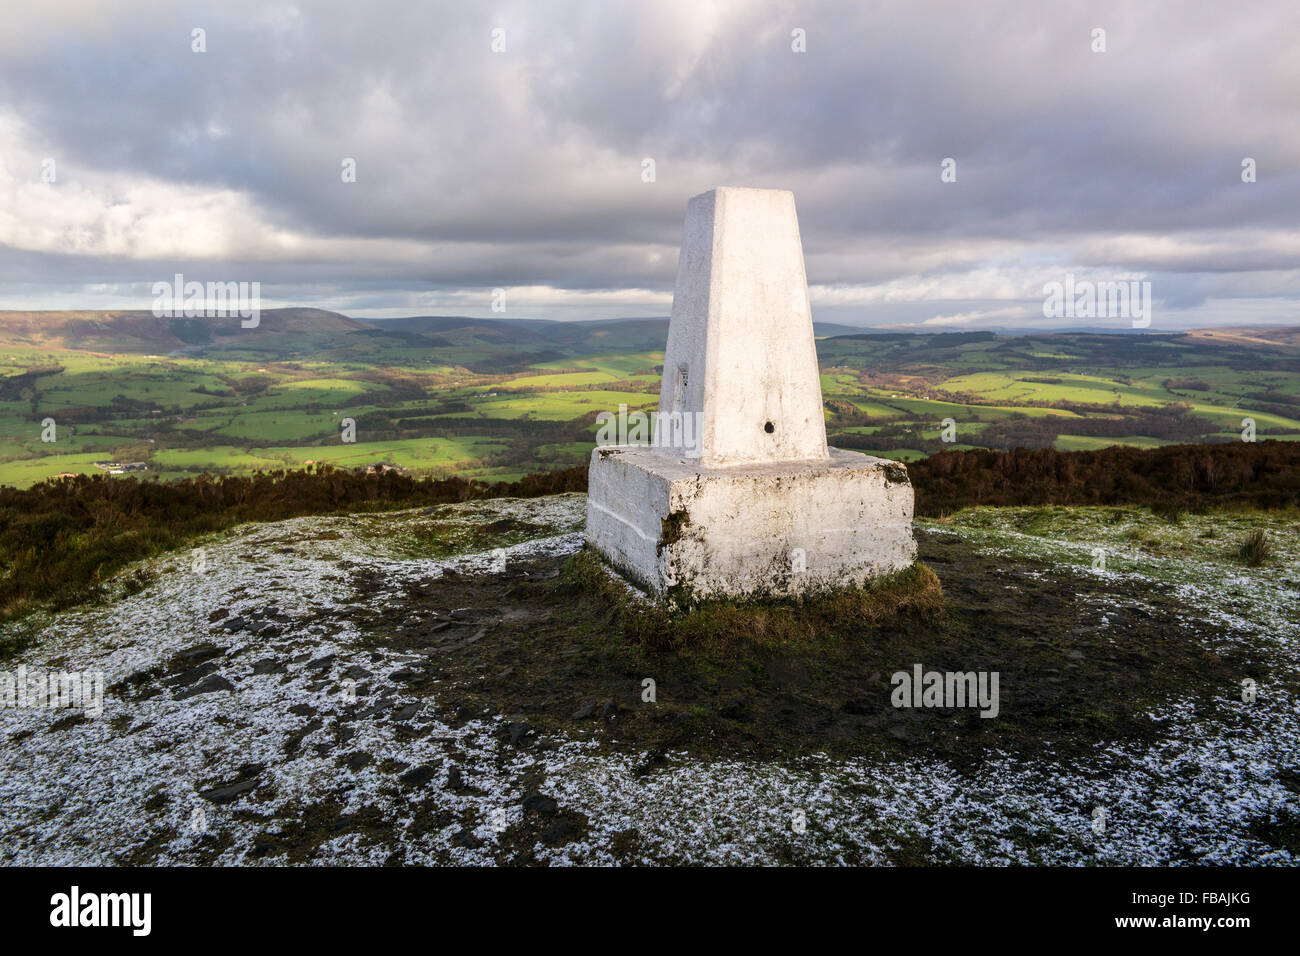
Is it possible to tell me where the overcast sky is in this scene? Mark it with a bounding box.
[0,0,1296,328]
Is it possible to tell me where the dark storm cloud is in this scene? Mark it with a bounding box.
[0,0,1296,325]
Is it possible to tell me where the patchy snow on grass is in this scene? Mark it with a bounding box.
[1,497,1296,865]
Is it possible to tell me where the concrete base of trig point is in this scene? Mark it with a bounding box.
[585,445,916,603]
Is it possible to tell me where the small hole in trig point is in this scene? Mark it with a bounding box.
[764,421,775,434]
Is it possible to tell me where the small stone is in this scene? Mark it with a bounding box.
[522,792,557,816]
[169,661,218,687]
[357,698,393,719]
[540,819,576,845]
[452,829,482,849]
[176,644,224,665]
[507,721,533,747]
[199,776,258,804]
[177,674,235,699]
[400,764,439,787]
[345,752,372,771]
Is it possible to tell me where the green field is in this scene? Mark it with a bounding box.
[0,314,1297,487]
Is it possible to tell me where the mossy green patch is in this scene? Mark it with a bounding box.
[564,547,943,652]
[340,526,1265,769]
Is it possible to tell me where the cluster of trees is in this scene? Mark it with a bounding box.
[907,440,1300,515]
[0,365,62,401]
[966,406,1216,451]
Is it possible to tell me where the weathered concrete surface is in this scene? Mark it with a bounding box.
[656,187,827,466]
[585,446,916,601]
[588,185,917,601]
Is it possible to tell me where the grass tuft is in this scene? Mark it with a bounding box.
[1235,529,1272,566]
[562,548,944,653]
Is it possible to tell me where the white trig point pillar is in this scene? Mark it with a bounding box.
[586,186,916,603]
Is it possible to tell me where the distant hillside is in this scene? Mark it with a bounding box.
[363,315,673,353]
[364,316,555,349]
[367,315,867,352]
[0,307,1296,489]
[6,311,1298,360]
[0,309,368,353]
[1184,326,1300,349]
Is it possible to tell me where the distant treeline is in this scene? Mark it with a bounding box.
[907,440,1300,515]
[0,441,1295,621]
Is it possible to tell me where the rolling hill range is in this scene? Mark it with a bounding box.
[0,311,868,359]
[0,309,1296,487]
[0,308,369,353]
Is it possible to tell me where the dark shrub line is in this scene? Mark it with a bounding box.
[907,440,1300,515]
[0,464,586,618]
[1,440,1295,620]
